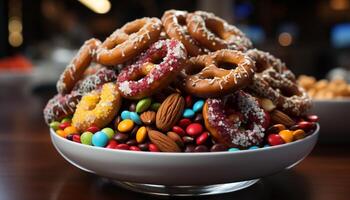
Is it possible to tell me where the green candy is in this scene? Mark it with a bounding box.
[150,102,161,111]
[101,127,115,139]
[81,132,93,145]
[49,121,60,131]
[136,98,152,113]
[61,117,71,123]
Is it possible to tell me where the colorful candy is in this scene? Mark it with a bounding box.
[136,98,152,113]
[92,131,109,147]
[192,100,204,112]
[81,131,93,145]
[267,134,285,146]
[50,121,60,131]
[183,108,195,118]
[101,127,115,139]
[278,130,294,143]
[118,119,134,132]
[136,126,147,143]
[186,123,203,136]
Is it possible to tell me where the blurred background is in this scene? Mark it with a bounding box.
[0,0,349,135]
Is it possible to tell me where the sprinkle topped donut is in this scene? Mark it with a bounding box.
[95,17,162,66]
[186,11,252,52]
[116,39,187,99]
[56,38,101,94]
[162,10,204,56]
[181,49,255,98]
[203,90,269,148]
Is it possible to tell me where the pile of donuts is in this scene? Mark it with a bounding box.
[44,10,318,152]
[298,75,350,100]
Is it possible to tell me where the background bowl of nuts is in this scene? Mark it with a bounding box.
[50,124,319,196]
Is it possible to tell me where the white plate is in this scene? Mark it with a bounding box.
[311,100,350,135]
[50,125,319,196]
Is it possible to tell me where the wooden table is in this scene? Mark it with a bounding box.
[0,92,349,200]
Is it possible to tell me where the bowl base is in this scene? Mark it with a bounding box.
[112,179,259,196]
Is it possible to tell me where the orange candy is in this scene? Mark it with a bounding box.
[278,130,294,143]
[293,129,306,140]
[56,130,66,137]
[64,126,78,136]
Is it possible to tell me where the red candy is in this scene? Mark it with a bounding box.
[297,121,315,131]
[129,146,141,151]
[185,95,193,107]
[306,115,319,122]
[87,126,100,133]
[186,123,203,136]
[149,144,160,152]
[172,126,186,136]
[267,134,285,146]
[196,132,209,145]
[72,134,81,143]
[59,122,71,130]
[116,144,130,150]
[178,118,191,129]
[106,140,118,149]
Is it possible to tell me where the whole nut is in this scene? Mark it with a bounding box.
[167,131,184,148]
[270,110,295,127]
[148,130,181,152]
[140,111,156,125]
[156,93,185,131]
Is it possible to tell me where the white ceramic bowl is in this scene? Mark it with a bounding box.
[50,125,319,196]
[311,100,350,136]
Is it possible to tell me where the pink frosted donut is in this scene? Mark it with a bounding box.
[203,90,269,148]
[116,39,187,99]
[43,92,82,124]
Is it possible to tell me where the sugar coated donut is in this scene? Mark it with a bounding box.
[186,11,252,52]
[162,10,204,56]
[181,49,255,98]
[95,17,162,66]
[56,38,101,94]
[203,90,269,148]
[116,39,187,99]
[72,83,122,131]
[43,92,82,124]
[247,49,311,116]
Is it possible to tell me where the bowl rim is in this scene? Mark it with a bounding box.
[50,123,319,157]
[313,99,350,103]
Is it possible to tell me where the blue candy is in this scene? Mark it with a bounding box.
[228,148,240,152]
[92,131,109,147]
[183,108,195,118]
[192,100,204,113]
[129,112,142,125]
[249,146,259,150]
[263,144,270,148]
[121,110,131,120]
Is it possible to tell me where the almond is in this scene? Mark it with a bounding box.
[156,93,185,131]
[270,110,295,127]
[140,111,156,125]
[148,130,181,152]
[167,131,184,148]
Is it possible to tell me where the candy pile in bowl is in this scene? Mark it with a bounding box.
[44,10,318,153]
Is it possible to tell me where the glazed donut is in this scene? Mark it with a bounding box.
[72,83,122,131]
[56,38,101,94]
[43,92,82,124]
[186,11,252,52]
[162,10,204,56]
[247,49,311,116]
[95,17,162,66]
[116,39,187,99]
[203,90,269,148]
[181,49,255,98]
[73,67,117,95]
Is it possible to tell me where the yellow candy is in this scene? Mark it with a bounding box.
[64,126,78,136]
[293,129,306,140]
[136,126,147,143]
[118,119,134,132]
[278,130,294,143]
[56,130,66,137]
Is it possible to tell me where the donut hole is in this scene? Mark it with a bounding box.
[205,20,223,39]
[177,16,187,27]
[217,61,238,70]
[277,87,298,97]
[185,63,206,75]
[150,54,165,65]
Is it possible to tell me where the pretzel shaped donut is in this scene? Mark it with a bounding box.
[56,38,101,94]
[72,83,122,131]
[162,10,204,56]
[203,90,269,148]
[247,49,311,116]
[181,49,255,98]
[186,11,252,52]
[116,39,187,99]
[95,17,162,66]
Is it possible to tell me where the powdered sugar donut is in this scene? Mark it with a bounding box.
[95,17,162,66]
[247,49,311,116]
[43,92,82,124]
[56,38,101,94]
[116,39,187,99]
[162,10,204,56]
[203,90,269,148]
[186,11,252,52]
